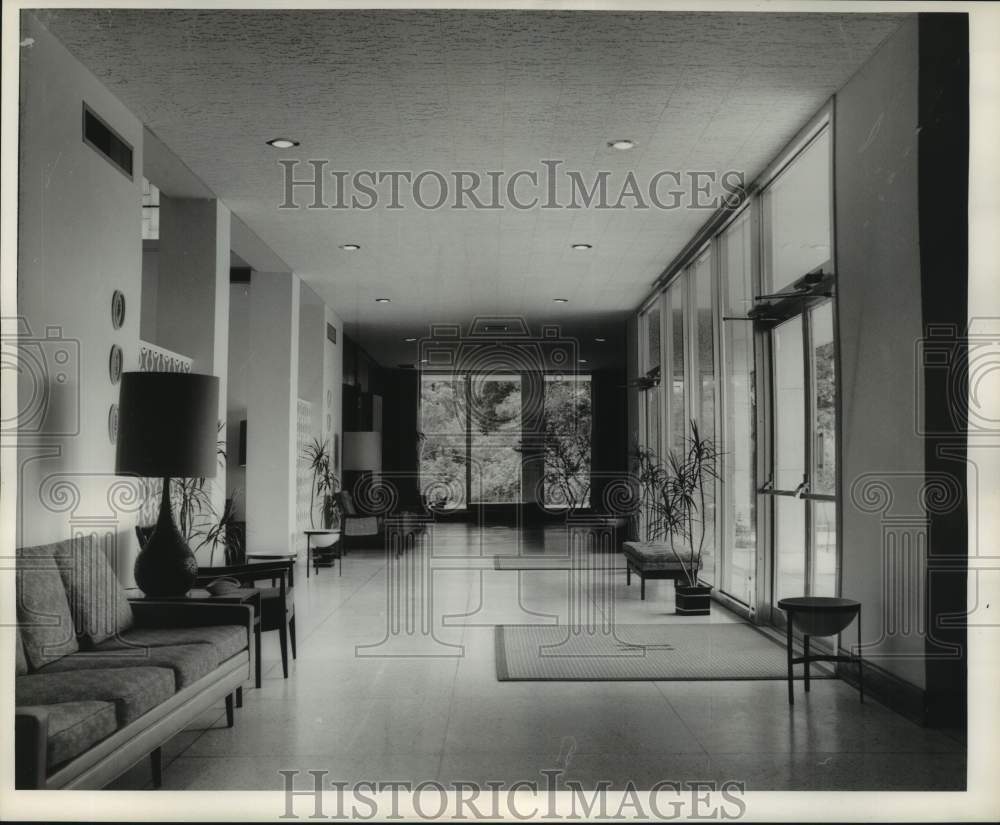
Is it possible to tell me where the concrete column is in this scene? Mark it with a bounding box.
[246,272,300,554]
[156,196,231,520]
[323,305,344,477]
[297,285,325,543]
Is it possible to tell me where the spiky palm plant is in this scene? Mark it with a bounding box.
[633,420,720,587]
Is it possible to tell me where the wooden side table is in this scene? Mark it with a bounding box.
[303,529,342,577]
[778,596,863,705]
[245,551,298,587]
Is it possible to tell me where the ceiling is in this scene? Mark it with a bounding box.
[37,9,903,368]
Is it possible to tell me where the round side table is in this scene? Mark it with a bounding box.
[777,596,864,705]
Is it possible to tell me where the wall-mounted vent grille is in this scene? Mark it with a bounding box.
[83,103,133,179]
[326,323,337,344]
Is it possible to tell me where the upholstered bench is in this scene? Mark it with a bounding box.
[622,541,701,600]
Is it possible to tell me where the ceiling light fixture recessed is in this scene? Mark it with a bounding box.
[579,359,589,364]
[266,138,300,149]
[571,243,592,251]
[375,298,392,304]
[403,337,417,342]
[594,337,606,343]
[608,139,635,151]
[420,359,429,364]
[553,297,569,303]
[340,243,361,251]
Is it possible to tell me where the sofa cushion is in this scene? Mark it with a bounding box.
[50,535,134,647]
[38,643,220,690]
[16,627,28,676]
[344,516,379,536]
[96,624,247,663]
[17,701,118,769]
[16,546,79,668]
[15,667,175,726]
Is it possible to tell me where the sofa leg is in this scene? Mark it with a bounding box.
[626,563,631,586]
[289,615,297,659]
[150,747,163,788]
[225,693,235,728]
[278,621,289,678]
[641,576,646,601]
[235,686,243,708]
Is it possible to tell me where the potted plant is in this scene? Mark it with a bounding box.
[632,420,720,615]
[302,437,342,529]
[194,492,244,566]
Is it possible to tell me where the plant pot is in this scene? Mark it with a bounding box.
[321,494,339,530]
[675,584,712,616]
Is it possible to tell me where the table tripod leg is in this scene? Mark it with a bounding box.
[803,635,810,692]
[857,609,864,703]
[786,618,794,705]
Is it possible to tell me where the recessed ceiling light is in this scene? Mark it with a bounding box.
[571,243,592,251]
[375,298,391,304]
[579,359,589,364]
[553,298,569,303]
[608,139,635,151]
[340,243,361,251]
[594,337,606,343]
[420,359,429,364]
[266,138,300,149]
[403,337,417,342]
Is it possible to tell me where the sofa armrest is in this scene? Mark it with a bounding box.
[15,706,49,789]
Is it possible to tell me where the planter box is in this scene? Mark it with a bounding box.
[675,584,712,616]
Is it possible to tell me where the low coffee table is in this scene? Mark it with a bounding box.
[777,596,863,705]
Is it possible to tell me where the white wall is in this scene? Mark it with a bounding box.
[140,245,159,342]
[15,16,144,579]
[246,272,300,554]
[226,281,250,520]
[835,18,926,688]
[156,196,231,524]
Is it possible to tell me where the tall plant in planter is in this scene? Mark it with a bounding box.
[194,491,244,566]
[302,437,342,529]
[632,420,720,615]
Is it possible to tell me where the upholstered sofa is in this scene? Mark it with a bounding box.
[13,535,254,789]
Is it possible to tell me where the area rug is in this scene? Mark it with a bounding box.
[494,622,832,681]
[493,555,627,571]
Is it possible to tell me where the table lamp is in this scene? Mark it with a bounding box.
[116,372,219,596]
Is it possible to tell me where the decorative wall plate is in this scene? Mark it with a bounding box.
[108,403,119,444]
[111,290,126,329]
[108,344,123,384]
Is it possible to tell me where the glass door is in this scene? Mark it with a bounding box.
[762,301,838,626]
[469,374,522,504]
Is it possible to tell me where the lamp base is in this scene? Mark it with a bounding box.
[135,478,198,597]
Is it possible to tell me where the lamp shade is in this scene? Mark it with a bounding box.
[115,372,219,478]
[343,431,381,472]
